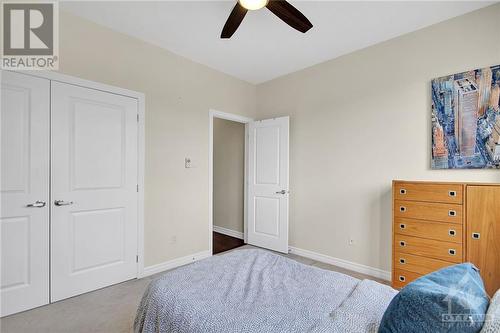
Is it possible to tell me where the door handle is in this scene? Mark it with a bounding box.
[26,200,46,208]
[275,190,288,195]
[54,200,74,206]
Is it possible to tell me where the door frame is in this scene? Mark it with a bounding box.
[208,109,253,255]
[4,70,146,278]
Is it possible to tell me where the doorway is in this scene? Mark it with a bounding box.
[209,110,290,256]
[209,110,252,254]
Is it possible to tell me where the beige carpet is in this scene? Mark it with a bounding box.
[0,245,389,333]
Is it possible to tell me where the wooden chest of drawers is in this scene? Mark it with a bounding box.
[393,181,465,288]
[392,180,500,296]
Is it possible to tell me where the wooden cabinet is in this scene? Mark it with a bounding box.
[392,181,499,296]
[467,185,500,296]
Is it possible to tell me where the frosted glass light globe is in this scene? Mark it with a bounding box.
[239,0,269,10]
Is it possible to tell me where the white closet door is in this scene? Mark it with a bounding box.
[1,71,50,316]
[247,117,289,253]
[50,82,138,302]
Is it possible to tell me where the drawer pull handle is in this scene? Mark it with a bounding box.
[472,233,481,239]
[448,210,456,217]
[400,206,406,212]
[400,189,407,195]
[399,224,406,229]
[449,190,457,197]
[400,241,406,247]
[399,258,406,264]
[448,249,456,256]
[399,276,406,282]
[449,229,456,236]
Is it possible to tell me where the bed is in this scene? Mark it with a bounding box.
[134,249,397,333]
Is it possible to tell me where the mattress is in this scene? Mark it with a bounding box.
[134,249,397,333]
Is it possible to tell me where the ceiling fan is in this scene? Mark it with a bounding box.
[221,0,313,38]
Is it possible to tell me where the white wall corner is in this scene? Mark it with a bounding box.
[288,246,391,282]
[140,250,211,278]
[213,226,244,240]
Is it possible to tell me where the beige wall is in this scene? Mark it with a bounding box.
[213,119,245,233]
[256,4,500,272]
[58,11,257,266]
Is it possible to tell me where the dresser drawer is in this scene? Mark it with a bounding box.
[394,218,463,243]
[393,269,422,289]
[393,182,463,204]
[394,200,463,224]
[394,252,454,275]
[394,234,463,263]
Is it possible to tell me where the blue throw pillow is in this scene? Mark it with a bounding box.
[379,263,489,333]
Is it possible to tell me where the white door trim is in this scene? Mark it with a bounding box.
[7,70,143,100]
[4,70,146,279]
[209,110,253,255]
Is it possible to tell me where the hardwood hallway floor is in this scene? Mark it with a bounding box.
[213,232,245,254]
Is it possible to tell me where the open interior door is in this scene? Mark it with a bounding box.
[247,117,289,253]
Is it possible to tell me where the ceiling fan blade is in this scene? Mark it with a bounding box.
[266,0,313,33]
[221,3,248,38]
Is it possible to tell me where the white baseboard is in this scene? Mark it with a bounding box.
[213,225,244,240]
[140,250,211,278]
[288,246,391,281]
[139,245,390,282]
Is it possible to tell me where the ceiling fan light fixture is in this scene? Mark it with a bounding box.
[238,0,269,11]
[221,0,313,39]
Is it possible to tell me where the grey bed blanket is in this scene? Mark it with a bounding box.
[134,249,397,333]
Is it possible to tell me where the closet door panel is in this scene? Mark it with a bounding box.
[467,185,500,297]
[50,82,138,302]
[1,71,50,317]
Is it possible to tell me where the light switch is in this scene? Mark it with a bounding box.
[185,157,192,168]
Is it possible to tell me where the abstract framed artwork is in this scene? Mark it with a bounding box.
[431,65,500,169]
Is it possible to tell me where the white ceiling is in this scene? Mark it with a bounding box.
[61,1,494,84]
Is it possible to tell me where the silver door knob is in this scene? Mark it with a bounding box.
[26,200,46,208]
[275,190,288,194]
[54,200,74,206]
